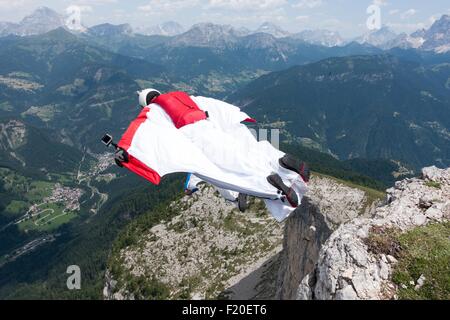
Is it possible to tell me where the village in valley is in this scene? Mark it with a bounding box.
[1,152,115,232]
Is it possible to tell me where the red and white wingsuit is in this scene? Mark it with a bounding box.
[117,91,308,221]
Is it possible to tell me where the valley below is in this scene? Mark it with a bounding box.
[0,6,449,300]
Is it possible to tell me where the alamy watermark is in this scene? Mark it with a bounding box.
[249,128,280,150]
[65,6,85,31]
[367,2,382,30]
[66,265,81,290]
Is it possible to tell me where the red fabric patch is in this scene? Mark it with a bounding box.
[122,154,161,185]
[154,91,207,128]
[243,117,257,123]
[118,107,161,185]
[118,107,150,151]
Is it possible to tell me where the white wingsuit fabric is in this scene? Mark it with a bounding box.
[120,95,308,222]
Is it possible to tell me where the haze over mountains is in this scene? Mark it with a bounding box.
[0,7,449,168]
[233,55,450,169]
[1,7,450,53]
[0,5,449,299]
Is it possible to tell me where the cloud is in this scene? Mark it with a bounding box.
[0,0,32,10]
[401,9,417,20]
[386,22,425,32]
[71,5,93,13]
[319,18,344,29]
[292,0,323,9]
[373,0,388,6]
[429,14,441,24]
[207,0,286,11]
[138,0,200,13]
[389,9,399,15]
[198,6,287,23]
[295,15,309,22]
[71,0,117,5]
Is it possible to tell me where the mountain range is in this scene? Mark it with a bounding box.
[0,5,449,300]
[355,15,450,53]
[135,21,185,37]
[0,7,66,37]
[232,55,450,169]
[1,7,449,54]
[0,25,449,168]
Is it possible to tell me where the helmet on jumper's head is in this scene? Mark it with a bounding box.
[137,88,161,107]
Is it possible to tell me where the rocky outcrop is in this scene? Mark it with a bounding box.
[105,167,449,300]
[104,174,376,300]
[274,175,379,299]
[105,184,285,300]
[282,166,449,300]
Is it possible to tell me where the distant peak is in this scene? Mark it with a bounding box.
[256,22,289,38]
[88,23,133,36]
[432,14,450,25]
[374,25,396,33]
[258,21,281,30]
[260,21,275,27]
[29,6,60,17]
[35,6,54,12]
[190,22,234,32]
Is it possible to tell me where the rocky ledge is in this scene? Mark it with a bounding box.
[288,166,449,300]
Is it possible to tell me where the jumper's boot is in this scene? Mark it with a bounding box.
[237,193,248,213]
[114,148,129,168]
[279,154,310,183]
[267,174,299,208]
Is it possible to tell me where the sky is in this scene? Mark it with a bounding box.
[0,0,449,38]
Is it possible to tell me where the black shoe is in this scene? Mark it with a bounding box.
[279,154,310,182]
[114,148,129,168]
[267,174,299,208]
[237,193,248,212]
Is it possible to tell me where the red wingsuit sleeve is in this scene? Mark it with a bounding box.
[118,107,162,185]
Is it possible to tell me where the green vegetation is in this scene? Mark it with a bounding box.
[0,174,184,299]
[1,26,449,301]
[0,167,80,231]
[4,200,28,217]
[109,185,282,300]
[0,168,30,194]
[0,101,13,112]
[314,172,386,210]
[18,203,77,232]
[108,186,186,297]
[364,226,402,258]
[233,55,450,170]
[26,181,54,202]
[21,105,58,122]
[223,210,264,236]
[425,181,441,189]
[392,222,450,300]
[124,275,170,300]
[282,143,392,191]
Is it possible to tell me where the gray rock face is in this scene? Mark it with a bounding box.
[274,175,375,299]
[293,29,344,47]
[171,23,241,48]
[136,21,185,36]
[286,166,450,300]
[256,22,290,38]
[420,15,450,53]
[105,184,285,300]
[355,26,398,48]
[87,23,133,37]
[105,166,449,300]
[0,7,65,37]
[275,197,333,299]
[352,15,450,53]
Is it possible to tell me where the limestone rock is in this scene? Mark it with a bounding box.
[288,166,450,300]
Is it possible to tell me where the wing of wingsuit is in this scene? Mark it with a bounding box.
[115,89,309,221]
